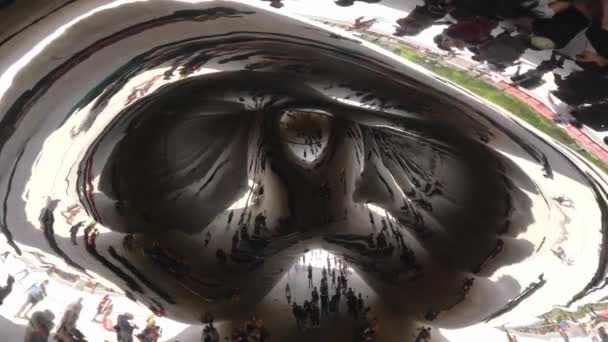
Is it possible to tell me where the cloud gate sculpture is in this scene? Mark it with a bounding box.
[1,1,608,341]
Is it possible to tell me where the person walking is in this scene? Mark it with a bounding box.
[292,302,302,330]
[307,264,313,288]
[312,303,320,327]
[357,293,364,315]
[101,300,114,330]
[69,222,84,245]
[285,283,291,304]
[329,293,338,313]
[312,287,319,307]
[16,280,49,319]
[226,210,234,230]
[336,274,342,292]
[56,298,85,341]
[122,234,134,251]
[347,288,356,316]
[115,313,137,342]
[92,295,111,322]
[321,292,329,316]
[0,275,15,305]
[202,320,219,342]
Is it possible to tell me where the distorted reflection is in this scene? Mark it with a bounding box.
[279,110,333,165]
[0,0,607,342]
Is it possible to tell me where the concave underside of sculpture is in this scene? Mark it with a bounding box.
[0,1,606,342]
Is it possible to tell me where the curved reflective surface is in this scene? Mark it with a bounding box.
[1,1,608,341]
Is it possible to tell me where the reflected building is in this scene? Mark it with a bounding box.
[0,0,607,341]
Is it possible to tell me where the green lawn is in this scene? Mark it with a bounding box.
[395,46,608,173]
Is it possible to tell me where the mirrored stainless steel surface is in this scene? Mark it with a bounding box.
[1,1,607,341]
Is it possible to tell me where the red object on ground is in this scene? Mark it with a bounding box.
[103,318,114,331]
[445,17,496,45]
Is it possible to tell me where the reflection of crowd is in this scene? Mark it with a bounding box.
[289,256,379,341]
[415,327,432,342]
[229,211,270,265]
[5,272,160,342]
[228,315,271,342]
[143,242,190,278]
[393,0,608,130]
[281,111,328,162]
[324,214,422,280]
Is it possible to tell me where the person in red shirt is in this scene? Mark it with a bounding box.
[93,295,111,322]
[443,17,499,47]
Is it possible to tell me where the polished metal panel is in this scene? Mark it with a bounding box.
[0,1,607,341]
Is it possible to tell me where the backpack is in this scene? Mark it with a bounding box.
[29,283,44,301]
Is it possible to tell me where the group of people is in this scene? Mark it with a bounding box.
[1,274,161,342]
[20,295,87,342]
[280,111,327,162]
[288,257,379,341]
[415,327,432,342]
[14,279,83,342]
[395,0,608,129]
[143,242,190,279]
[200,312,271,342]
[227,315,270,342]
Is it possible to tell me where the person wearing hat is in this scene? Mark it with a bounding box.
[24,309,55,342]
